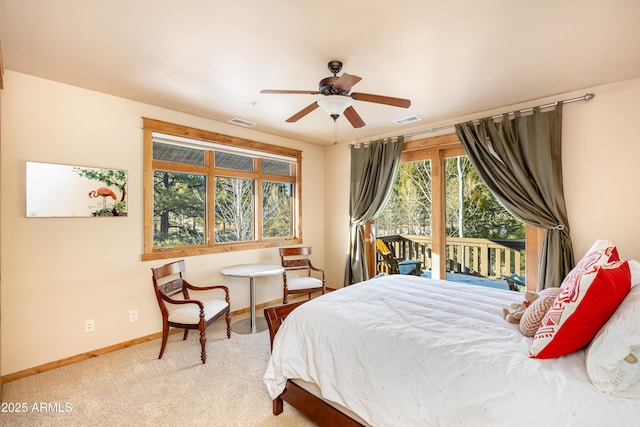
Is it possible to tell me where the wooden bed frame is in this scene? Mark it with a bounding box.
[264,301,366,427]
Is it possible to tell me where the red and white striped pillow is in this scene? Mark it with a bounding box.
[519,287,562,336]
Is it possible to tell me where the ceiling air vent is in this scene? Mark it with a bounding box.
[228,118,256,127]
[393,115,422,125]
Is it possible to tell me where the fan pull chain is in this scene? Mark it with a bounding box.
[333,120,338,144]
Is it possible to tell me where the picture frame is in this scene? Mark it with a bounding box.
[26,161,128,218]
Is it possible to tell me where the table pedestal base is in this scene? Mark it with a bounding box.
[220,263,285,335]
[231,317,267,334]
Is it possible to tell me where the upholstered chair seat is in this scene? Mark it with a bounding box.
[167,299,229,325]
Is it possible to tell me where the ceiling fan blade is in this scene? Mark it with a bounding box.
[344,106,365,128]
[333,73,362,92]
[261,89,319,95]
[350,92,411,108]
[286,102,319,122]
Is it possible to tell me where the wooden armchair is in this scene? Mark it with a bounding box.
[279,246,326,304]
[151,260,230,364]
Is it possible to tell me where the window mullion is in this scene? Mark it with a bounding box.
[255,158,263,241]
[207,151,215,247]
[152,160,209,175]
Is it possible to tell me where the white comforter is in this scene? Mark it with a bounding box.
[264,275,640,426]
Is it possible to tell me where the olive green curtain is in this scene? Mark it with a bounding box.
[345,136,404,285]
[455,103,573,290]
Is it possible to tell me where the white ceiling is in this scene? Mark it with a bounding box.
[2,0,640,146]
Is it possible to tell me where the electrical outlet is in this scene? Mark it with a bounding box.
[129,310,138,322]
[85,319,95,333]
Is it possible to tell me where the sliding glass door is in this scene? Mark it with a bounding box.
[375,136,527,289]
[443,155,525,287]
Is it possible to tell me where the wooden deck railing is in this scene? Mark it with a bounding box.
[377,234,525,279]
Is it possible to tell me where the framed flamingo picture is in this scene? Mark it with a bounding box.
[26,161,127,217]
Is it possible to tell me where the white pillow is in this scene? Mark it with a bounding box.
[586,284,640,398]
[628,259,640,287]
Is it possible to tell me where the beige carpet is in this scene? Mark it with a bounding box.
[1,317,313,426]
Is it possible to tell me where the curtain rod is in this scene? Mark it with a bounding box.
[402,92,595,139]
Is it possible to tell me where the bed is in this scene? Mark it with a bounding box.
[264,271,640,426]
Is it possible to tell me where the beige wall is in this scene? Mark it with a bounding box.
[0,71,325,375]
[324,77,640,287]
[3,70,640,376]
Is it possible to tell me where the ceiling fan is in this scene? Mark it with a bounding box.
[260,60,411,128]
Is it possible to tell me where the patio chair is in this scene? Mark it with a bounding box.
[503,274,526,292]
[376,239,422,275]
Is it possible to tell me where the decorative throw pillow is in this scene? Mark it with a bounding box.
[530,260,631,359]
[560,239,619,289]
[519,287,562,336]
[586,284,640,398]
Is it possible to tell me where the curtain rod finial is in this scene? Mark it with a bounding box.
[585,93,595,101]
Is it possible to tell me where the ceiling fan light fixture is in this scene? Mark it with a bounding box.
[317,95,352,120]
[261,60,410,128]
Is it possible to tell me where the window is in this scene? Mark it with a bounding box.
[376,133,533,283]
[142,118,302,260]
